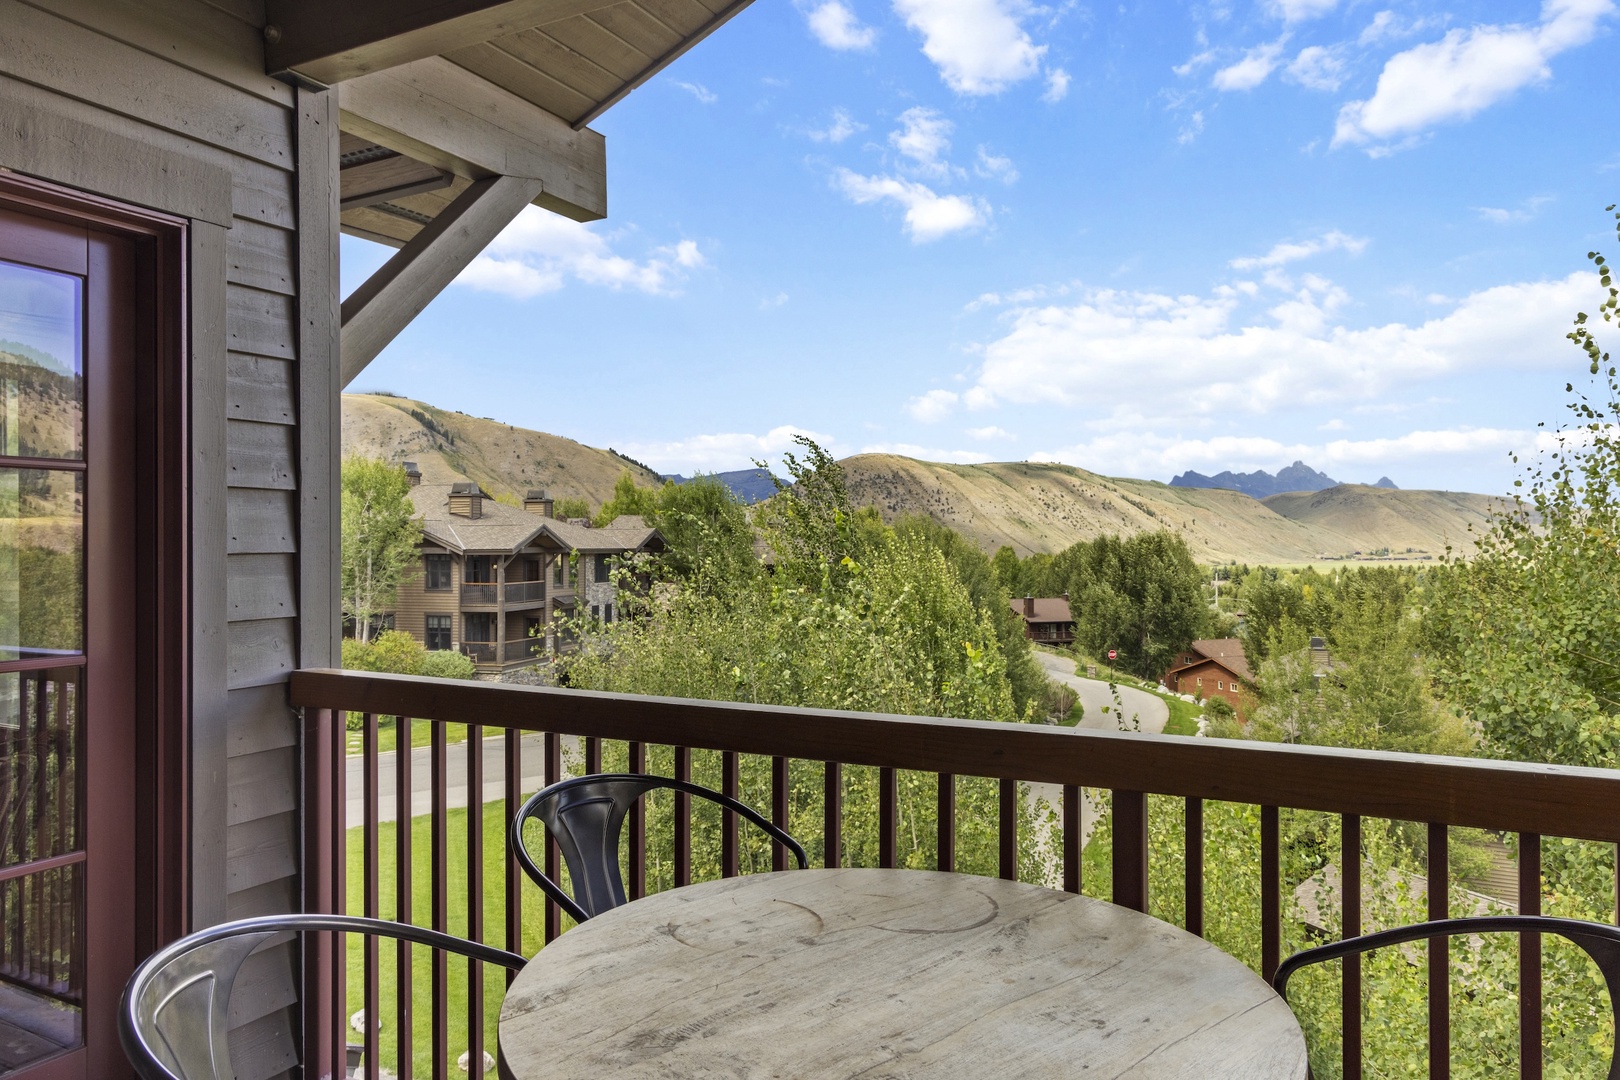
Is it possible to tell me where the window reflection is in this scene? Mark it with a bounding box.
[0,261,83,462]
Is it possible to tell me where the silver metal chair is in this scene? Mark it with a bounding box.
[511,773,809,924]
[119,913,526,1080]
[1273,914,1620,1078]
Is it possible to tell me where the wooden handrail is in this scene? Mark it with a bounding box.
[290,668,1620,843]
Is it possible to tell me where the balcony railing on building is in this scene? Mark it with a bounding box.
[292,667,1620,1080]
[460,640,542,664]
[460,580,545,606]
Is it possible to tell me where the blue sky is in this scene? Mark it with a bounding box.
[342,0,1619,495]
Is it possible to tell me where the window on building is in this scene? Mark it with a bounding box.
[466,555,495,583]
[426,614,451,651]
[1217,681,1224,691]
[1196,677,1203,686]
[604,602,613,623]
[424,554,452,590]
[595,554,611,583]
[590,604,600,620]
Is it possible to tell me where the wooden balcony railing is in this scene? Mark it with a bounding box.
[291,668,1620,1080]
[459,581,545,607]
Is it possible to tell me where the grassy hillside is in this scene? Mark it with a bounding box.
[840,455,1491,564]
[341,394,659,504]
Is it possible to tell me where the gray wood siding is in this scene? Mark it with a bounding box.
[0,3,325,1075]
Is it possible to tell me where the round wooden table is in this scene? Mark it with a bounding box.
[498,868,1308,1079]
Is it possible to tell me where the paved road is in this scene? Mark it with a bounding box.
[1034,651,1169,734]
[345,733,556,828]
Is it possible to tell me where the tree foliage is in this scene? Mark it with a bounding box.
[340,457,422,642]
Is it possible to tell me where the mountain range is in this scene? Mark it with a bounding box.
[342,394,1500,565]
[1171,461,1398,499]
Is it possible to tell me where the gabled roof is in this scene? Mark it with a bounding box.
[1165,638,1253,682]
[410,483,546,553]
[534,514,663,554]
[1010,597,1073,624]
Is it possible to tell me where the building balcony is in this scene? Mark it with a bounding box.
[459,580,546,608]
[289,667,1620,1078]
[460,639,542,665]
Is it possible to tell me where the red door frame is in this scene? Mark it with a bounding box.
[0,173,191,1078]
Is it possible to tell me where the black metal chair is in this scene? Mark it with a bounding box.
[1272,915,1620,1078]
[119,913,526,1080]
[511,773,810,923]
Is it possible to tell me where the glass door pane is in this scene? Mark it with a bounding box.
[0,257,85,1071]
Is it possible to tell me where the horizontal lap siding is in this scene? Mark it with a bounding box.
[5,4,314,1076]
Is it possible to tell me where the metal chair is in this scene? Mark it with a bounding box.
[511,773,809,923]
[119,913,526,1080]
[1272,914,1620,1079]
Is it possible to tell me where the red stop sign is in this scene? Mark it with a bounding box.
[1107,650,1117,660]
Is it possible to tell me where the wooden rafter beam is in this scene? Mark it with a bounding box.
[340,173,544,388]
[340,57,606,222]
[264,0,619,88]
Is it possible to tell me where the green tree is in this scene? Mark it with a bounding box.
[1050,531,1209,679]
[591,470,659,527]
[752,435,863,590]
[552,495,591,521]
[340,457,422,642]
[990,545,1024,595]
[646,474,756,583]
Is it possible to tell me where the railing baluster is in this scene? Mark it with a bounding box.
[772,757,790,872]
[431,720,448,1080]
[363,714,380,1080]
[938,773,956,874]
[628,742,646,899]
[674,746,692,886]
[1428,822,1449,1080]
[1184,798,1203,936]
[504,728,521,986]
[880,767,898,869]
[466,723,484,1079]
[1260,805,1280,983]
[998,779,1016,881]
[722,751,739,878]
[396,716,414,1080]
[1519,833,1542,1080]
[543,731,561,943]
[332,708,347,1077]
[1113,791,1148,912]
[585,735,601,776]
[823,762,842,869]
[1342,814,1362,1080]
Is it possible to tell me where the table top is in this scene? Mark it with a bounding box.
[498,868,1308,1079]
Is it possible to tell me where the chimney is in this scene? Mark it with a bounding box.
[523,489,554,517]
[448,481,483,519]
[403,461,421,487]
[1023,596,1035,618]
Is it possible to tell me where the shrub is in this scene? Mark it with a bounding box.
[420,649,477,681]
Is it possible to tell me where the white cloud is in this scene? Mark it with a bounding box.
[890,107,955,176]
[1212,37,1288,91]
[759,291,789,309]
[809,107,865,143]
[457,208,706,298]
[1335,0,1615,150]
[908,388,961,421]
[958,271,1599,421]
[1358,9,1443,46]
[834,168,990,241]
[1476,195,1554,223]
[1229,229,1368,270]
[1174,49,1219,77]
[891,0,1046,94]
[967,425,1015,440]
[673,80,717,104]
[1042,68,1072,103]
[618,425,834,474]
[975,146,1020,184]
[857,441,993,463]
[1178,110,1206,144]
[806,0,878,50]
[1269,0,1337,23]
[1284,45,1348,91]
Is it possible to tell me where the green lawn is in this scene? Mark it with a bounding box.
[344,715,472,756]
[343,800,562,1075]
[1161,696,1202,736]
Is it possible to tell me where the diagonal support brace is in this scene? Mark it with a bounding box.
[340,173,543,387]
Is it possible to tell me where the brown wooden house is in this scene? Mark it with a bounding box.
[1161,638,1253,717]
[392,478,661,672]
[1010,595,1075,645]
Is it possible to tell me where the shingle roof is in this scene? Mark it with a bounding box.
[1173,638,1252,681]
[1010,597,1073,623]
[410,484,546,554]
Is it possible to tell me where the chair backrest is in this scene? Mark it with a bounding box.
[120,913,526,1080]
[510,773,810,923]
[1272,915,1620,1080]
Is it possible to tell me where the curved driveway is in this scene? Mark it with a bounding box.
[1034,650,1170,735]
